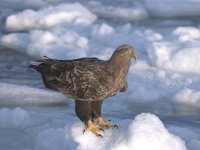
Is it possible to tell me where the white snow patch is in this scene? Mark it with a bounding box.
[165,48,200,75]
[0,83,66,105]
[90,2,148,22]
[1,33,30,53]
[1,4,200,107]
[134,60,150,72]
[1,28,89,59]
[173,26,200,42]
[148,27,200,75]
[0,107,30,128]
[69,113,186,150]
[5,3,97,32]
[92,23,114,36]
[173,88,200,106]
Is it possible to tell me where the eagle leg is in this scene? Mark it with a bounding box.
[91,104,118,129]
[97,117,118,129]
[83,120,104,137]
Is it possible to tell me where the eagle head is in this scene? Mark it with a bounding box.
[114,44,137,61]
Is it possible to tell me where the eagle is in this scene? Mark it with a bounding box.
[30,44,137,137]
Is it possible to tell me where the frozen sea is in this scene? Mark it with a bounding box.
[0,0,200,150]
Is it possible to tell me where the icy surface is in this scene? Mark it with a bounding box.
[68,113,186,150]
[0,108,187,150]
[0,107,30,128]
[173,88,200,106]
[5,3,97,32]
[89,1,148,22]
[145,0,200,18]
[0,0,200,150]
[148,27,200,75]
[0,83,66,105]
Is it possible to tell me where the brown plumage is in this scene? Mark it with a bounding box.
[30,44,137,136]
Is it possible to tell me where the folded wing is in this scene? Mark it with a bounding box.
[31,57,113,101]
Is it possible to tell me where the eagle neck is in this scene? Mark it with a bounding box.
[108,53,131,80]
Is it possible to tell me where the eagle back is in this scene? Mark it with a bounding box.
[42,58,113,101]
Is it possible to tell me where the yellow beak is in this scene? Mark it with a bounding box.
[131,49,137,61]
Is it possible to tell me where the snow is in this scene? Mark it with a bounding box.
[173,27,200,41]
[89,1,148,22]
[0,0,200,150]
[188,140,200,150]
[0,0,47,9]
[35,128,68,150]
[145,0,200,18]
[1,29,89,58]
[169,126,200,150]
[173,88,200,106]
[149,43,200,75]
[73,114,183,150]
[5,3,97,32]
[0,83,66,105]
[1,110,185,150]
[92,23,114,36]
[118,113,186,150]
[1,2,200,105]
[0,107,30,128]
[148,26,200,75]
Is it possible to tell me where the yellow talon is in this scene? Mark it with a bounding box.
[97,117,118,129]
[83,120,103,137]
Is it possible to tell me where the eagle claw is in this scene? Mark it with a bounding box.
[99,127,105,133]
[98,134,103,138]
[97,117,118,129]
[83,120,104,137]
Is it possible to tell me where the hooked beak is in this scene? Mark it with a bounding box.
[131,49,137,61]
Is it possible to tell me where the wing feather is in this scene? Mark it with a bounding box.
[41,58,111,101]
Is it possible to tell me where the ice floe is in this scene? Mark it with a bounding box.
[35,113,187,150]
[0,83,66,105]
[5,3,97,32]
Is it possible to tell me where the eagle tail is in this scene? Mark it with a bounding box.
[29,56,54,73]
[30,56,61,74]
[30,57,64,92]
[29,60,43,72]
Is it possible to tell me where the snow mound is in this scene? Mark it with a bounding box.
[173,88,200,106]
[0,83,66,105]
[173,27,200,41]
[165,47,200,75]
[124,113,186,150]
[92,23,114,36]
[145,0,200,18]
[70,113,186,150]
[90,2,148,22]
[149,43,200,75]
[5,2,97,32]
[148,26,200,75]
[0,107,30,128]
[1,28,89,59]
